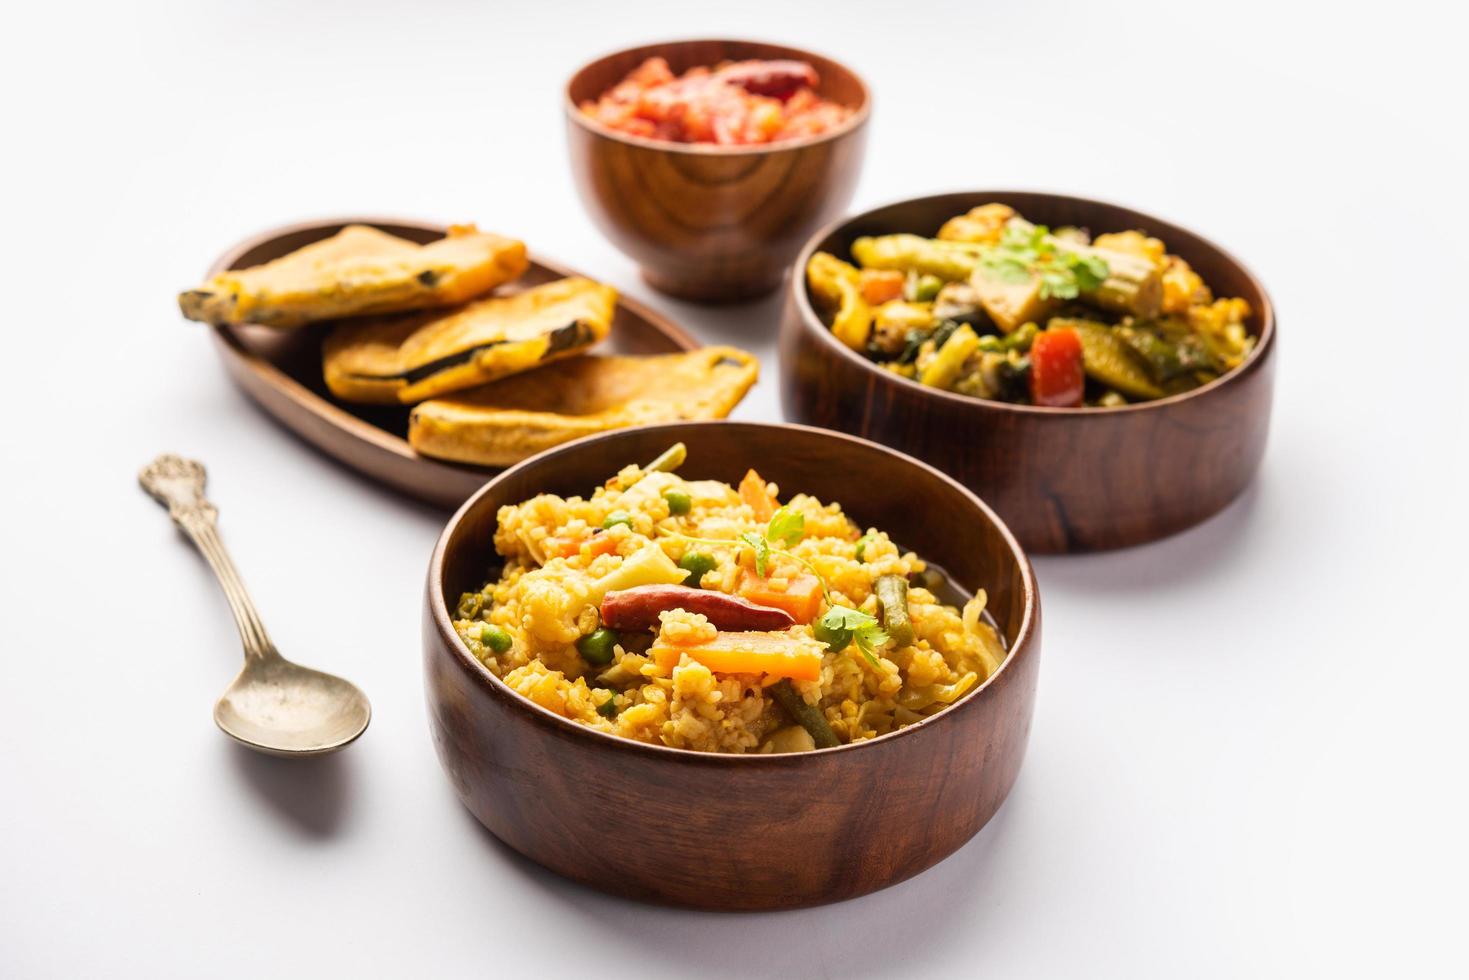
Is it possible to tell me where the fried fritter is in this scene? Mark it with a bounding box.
[179,224,527,328]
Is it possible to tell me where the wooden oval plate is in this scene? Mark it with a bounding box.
[204,218,699,509]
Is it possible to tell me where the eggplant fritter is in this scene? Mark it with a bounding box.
[407,346,758,466]
[322,277,616,404]
[179,224,527,328]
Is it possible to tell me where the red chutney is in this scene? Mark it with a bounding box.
[581,57,852,146]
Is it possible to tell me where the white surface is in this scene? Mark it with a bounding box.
[3,2,1465,977]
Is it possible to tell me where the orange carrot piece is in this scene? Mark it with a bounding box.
[544,533,618,560]
[739,468,777,521]
[859,269,904,305]
[652,631,822,682]
[738,569,823,624]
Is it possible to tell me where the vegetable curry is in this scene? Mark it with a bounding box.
[806,203,1255,407]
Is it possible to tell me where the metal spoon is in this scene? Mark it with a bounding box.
[140,454,371,756]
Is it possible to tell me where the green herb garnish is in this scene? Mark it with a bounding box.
[980,222,1109,301]
[814,606,889,667]
[737,505,804,576]
[766,505,805,547]
[739,531,771,577]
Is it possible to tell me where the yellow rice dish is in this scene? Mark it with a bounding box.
[453,444,1006,754]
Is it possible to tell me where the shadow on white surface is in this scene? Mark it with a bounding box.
[652,285,788,350]
[205,355,464,524]
[451,781,1023,978]
[228,743,355,838]
[1033,477,1267,597]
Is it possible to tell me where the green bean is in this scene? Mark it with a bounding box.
[602,510,633,530]
[663,490,692,516]
[852,235,979,282]
[854,533,874,563]
[576,628,618,666]
[478,624,512,654]
[769,679,840,749]
[678,551,717,587]
[875,574,915,648]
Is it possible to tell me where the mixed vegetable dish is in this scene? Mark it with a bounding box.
[806,203,1256,407]
[454,443,1005,754]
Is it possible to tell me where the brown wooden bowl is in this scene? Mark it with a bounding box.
[424,421,1041,910]
[565,40,870,303]
[779,191,1277,553]
[203,218,699,509]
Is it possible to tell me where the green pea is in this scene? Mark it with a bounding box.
[478,624,513,654]
[577,628,618,666]
[602,510,633,530]
[663,490,692,516]
[595,692,620,718]
[678,551,717,587]
[812,619,852,653]
[854,534,874,562]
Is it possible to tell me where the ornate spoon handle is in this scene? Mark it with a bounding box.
[139,454,277,661]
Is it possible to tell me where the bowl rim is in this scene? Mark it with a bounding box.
[427,419,1039,766]
[563,37,872,156]
[788,189,1277,416]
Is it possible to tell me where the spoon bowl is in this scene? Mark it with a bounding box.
[214,656,372,757]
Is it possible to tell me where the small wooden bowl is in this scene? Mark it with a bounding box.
[203,218,698,509]
[779,191,1277,553]
[565,40,871,303]
[424,421,1041,910]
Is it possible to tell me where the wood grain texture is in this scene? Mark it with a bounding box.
[778,191,1277,553]
[203,218,699,509]
[565,40,870,303]
[424,421,1041,909]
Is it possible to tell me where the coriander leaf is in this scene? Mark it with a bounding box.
[1078,253,1109,288]
[817,605,889,667]
[1038,268,1078,300]
[740,531,770,577]
[819,606,877,630]
[766,505,805,547]
[853,623,891,658]
[980,220,1110,301]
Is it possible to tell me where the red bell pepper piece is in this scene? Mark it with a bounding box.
[1029,328,1085,408]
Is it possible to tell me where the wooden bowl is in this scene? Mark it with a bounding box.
[779,191,1277,553]
[203,218,698,509]
[424,421,1041,909]
[565,40,871,303]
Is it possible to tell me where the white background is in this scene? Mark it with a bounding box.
[3,1,1465,976]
